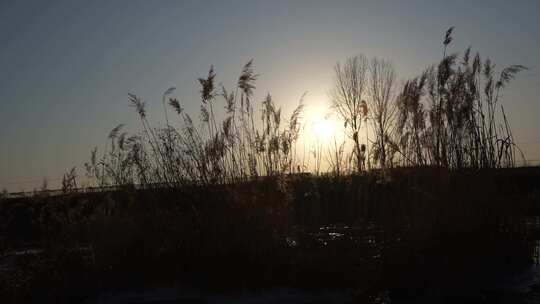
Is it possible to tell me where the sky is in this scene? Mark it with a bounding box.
[1,0,539,191]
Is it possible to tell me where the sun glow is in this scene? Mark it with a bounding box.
[312,118,335,140]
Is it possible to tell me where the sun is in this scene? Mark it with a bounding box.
[312,118,335,140]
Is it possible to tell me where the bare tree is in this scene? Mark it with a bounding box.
[331,55,368,172]
[368,57,397,168]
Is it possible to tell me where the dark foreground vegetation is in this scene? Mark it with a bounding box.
[2,167,540,303]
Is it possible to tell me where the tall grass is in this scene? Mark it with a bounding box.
[81,28,526,190]
[395,27,527,169]
[85,60,305,189]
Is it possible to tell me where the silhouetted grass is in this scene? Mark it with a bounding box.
[394,27,527,169]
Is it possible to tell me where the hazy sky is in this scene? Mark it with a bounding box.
[1,0,539,191]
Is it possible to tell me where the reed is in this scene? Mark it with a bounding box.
[394,27,527,169]
[84,61,305,190]
[80,28,527,192]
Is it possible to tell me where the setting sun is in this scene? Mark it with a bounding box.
[312,118,335,139]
